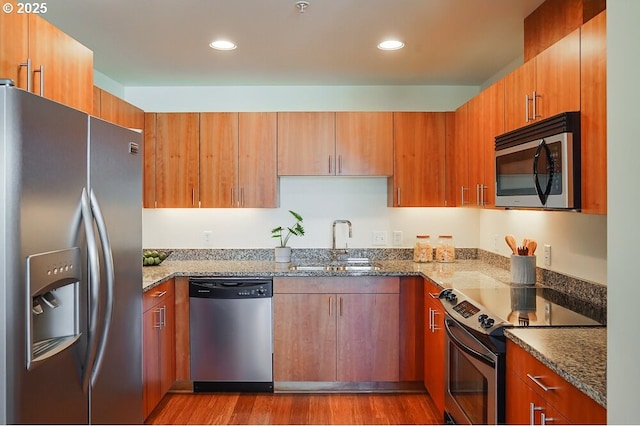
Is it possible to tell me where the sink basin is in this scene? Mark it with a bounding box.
[289,258,381,272]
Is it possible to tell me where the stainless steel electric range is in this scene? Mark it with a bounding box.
[438,281,605,425]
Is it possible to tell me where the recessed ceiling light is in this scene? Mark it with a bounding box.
[377,40,405,51]
[209,40,237,50]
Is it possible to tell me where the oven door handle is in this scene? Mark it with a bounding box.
[533,139,554,206]
[444,318,496,367]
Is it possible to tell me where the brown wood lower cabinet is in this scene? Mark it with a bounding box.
[273,277,400,383]
[423,279,445,418]
[506,340,605,425]
[143,279,176,419]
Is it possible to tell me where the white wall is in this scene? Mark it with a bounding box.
[607,2,640,423]
[125,85,478,112]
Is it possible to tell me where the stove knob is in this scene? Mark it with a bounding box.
[445,292,457,303]
[439,289,451,300]
[478,314,488,323]
[481,318,495,329]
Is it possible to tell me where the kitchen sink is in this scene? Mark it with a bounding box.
[289,258,381,272]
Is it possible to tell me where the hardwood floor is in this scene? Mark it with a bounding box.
[146,392,443,425]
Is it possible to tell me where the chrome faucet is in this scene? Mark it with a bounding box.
[332,220,353,252]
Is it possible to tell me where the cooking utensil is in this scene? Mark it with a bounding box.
[505,234,517,255]
[517,246,529,256]
[527,240,538,255]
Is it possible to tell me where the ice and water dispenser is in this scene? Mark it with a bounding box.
[26,247,82,370]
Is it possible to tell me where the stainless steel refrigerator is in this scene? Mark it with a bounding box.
[0,81,143,424]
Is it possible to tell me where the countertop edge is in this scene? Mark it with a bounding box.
[504,328,607,409]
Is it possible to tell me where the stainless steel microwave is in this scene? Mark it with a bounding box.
[495,112,581,209]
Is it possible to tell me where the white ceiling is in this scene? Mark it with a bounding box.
[43,0,545,87]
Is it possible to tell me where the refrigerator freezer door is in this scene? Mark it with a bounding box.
[1,86,89,424]
[87,117,143,424]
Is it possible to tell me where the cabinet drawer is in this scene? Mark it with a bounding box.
[507,341,606,424]
[274,277,400,294]
[143,280,174,311]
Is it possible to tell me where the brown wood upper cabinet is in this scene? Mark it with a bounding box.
[388,112,447,207]
[152,113,200,208]
[201,112,278,208]
[277,112,393,176]
[580,10,607,215]
[504,27,580,133]
[93,87,144,130]
[0,5,93,113]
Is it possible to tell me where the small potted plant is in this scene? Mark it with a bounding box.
[271,210,304,263]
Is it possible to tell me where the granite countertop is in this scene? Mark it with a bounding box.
[142,254,607,408]
[505,327,607,408]
[142,258,514,291]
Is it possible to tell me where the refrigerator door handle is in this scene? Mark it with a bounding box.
[89,189,115,388]
[80,187,101,395]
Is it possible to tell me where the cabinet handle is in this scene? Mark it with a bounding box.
[329,296,332,317]
[33,65,44,96]
[432,309,440,331]
[338,155,343,174]
[160,306,166,328]
[240,187,245,207]
[20,58,32,91]
[339,297,343,316]
[328,155,332,174]
[532,91,541,120]
[428,292,439,299]
[396,187,401,206]
[525,94,531,123]
[530,402,543,425]
[527,374,556,392]
[541,413,554,425]
[461,186,469,205]
[154,290,167,298]
[154,308,162,329]
[191,188,195,206]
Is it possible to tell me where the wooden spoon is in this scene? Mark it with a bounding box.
[527,240,538,256]
[505,234,517,255]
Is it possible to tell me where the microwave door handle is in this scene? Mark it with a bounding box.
[533,140,553,206]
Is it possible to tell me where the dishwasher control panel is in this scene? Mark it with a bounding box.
[189,278,273,299]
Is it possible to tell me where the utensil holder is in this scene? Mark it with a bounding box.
[510,255,536,285]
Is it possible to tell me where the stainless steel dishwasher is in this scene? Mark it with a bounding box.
[189,277,273,392]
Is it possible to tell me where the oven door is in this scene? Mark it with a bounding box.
[444,316,504,425]
[495,133,574,209]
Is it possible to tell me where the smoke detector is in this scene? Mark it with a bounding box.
[296,0,310,13]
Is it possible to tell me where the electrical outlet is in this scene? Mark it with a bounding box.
[544,244,551,266]
[393,231,403,246]
[372,231,388,246]
[203,230,213,247]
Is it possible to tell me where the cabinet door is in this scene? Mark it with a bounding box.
[143,113,157,208]
[273,293,337,382]
[155,113,200,207]
[580,10,607,214]
[97,88,145,129]
[452,103,469,206]
[239,112,278,207]
[504,60,536,133]
[335,112,394,176]
[277,112,336,176]
[28,15,93,113]
[423,282,445,415]
[199,112,238,207]
[159,295,176,397]
[391,112,447,207]
[467,95,484,207]
[535,27,581,120]
[337,293,399,382]
[0,1,29,89]
[142,307,161,418]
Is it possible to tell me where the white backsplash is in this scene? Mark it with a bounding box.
[142,176,607,285]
